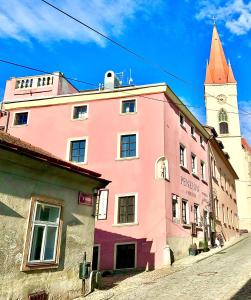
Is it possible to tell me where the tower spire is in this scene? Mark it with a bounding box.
[205,25,236,84]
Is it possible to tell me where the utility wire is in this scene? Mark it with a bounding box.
[0,58,250,117]
[40,0,191,86]
[0,59,97,88]
[40,0,251,118]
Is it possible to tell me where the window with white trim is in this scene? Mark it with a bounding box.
[117,195,135,224]
[70,140,86,163]
[29,202,61,263]
[200,135,205,147]
[191,154,197,174]
[172,194,180,221]
[14,112,28,126]
[120,134,137,158]
[201,161,206,181]
[194,204,200,226]
[121,100,136,113]
[180,113,185,127]
[73,105,88,119]
[181,199,189,224]
[179,144,187,168]
[191,125,195,137]
[22,196,63,270]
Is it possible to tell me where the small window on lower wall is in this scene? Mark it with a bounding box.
[22,196,63,271]
[181,199,189,225]
[115,243,136,269]
[172,194,180,221]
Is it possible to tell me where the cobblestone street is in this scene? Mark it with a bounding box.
[84,234,251,300]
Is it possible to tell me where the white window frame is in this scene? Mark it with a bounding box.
[71,104,89,120]
[21,195,63,271]
[179,112,185,128]
[191,153,197,175]
[201,160,206,181]
[200,135,205,148]
[179,144,187,168]
[66,136,88,164]
[194,204,200,226]
[13,110,30,127]
[181,199,189,225]
[28,202,61,264]
[113,192,138,226]
[191,125,195,138]
[114,242,137,270]
[117,132,139,160]
[172,194,180,221]
[120,98,137,115]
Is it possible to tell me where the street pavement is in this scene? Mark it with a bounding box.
[83,234,251,300]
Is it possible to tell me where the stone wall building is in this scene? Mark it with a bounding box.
[0,131,109,299]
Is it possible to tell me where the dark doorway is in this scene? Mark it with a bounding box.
[116,243,136,269]
[92,245,99,270]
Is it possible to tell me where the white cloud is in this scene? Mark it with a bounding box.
[239,100,251,144]
[196,0,251,36]
[0,0,161,46]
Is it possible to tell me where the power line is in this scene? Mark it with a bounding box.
[0,59,97,88]
[41,0,192,86]
[40,0,251,118]
[0,58,250,117]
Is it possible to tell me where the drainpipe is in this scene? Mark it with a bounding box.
[0,101,9,133]
[207,135,215,247]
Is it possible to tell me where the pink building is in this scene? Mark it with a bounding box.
[1,71,211,270]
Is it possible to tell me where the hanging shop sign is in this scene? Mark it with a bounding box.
[97,189,109,220]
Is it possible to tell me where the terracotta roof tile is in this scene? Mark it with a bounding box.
[0,131,110,184]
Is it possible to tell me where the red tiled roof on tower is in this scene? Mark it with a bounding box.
[205,25,237,84]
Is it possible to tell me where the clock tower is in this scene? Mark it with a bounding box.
[205,25,251,230]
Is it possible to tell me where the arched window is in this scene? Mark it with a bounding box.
[155,157,169,180]
[218,109,229,134]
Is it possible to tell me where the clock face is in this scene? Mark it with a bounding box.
[217,94,227,104]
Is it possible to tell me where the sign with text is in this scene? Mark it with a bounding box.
[78,192,93,206]
[180,176,200,193]
[97,189,109,220]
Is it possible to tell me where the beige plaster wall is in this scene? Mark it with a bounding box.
[208,142,239,241]
[0,149,102,300]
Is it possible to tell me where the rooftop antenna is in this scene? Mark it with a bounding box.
[128,68,133,85]
[116,71,124,86]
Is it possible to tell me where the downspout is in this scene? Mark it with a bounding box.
[0,100,10,133]
[207,135,215,247]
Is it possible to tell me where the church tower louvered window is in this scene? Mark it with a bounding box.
[219,109,229,134]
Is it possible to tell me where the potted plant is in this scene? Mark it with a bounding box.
[188,243,197,256]
[203,240,209,252]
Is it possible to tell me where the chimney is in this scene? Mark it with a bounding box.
[104,71,121,90]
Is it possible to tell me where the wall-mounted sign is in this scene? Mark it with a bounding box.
[78,192,93,206]
[97,189,109,220]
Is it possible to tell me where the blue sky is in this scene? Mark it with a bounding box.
[0,0,250,142]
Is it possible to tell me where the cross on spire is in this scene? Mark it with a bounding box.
[212,16,216,25]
